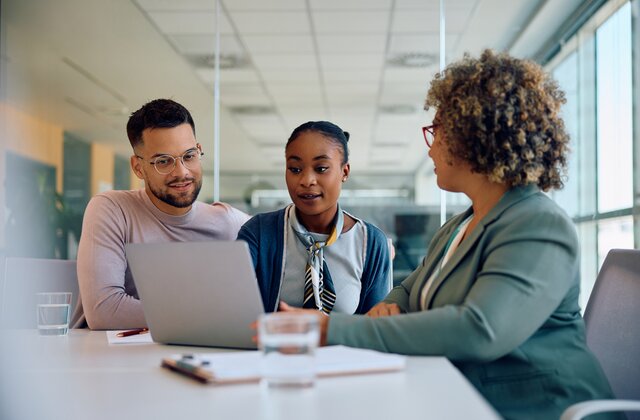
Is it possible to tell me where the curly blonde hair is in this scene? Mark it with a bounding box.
[425,49,569,191]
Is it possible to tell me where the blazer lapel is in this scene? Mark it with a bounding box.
[422,185,540,309]
[422,209,477,308]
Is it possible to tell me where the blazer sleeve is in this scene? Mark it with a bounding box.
[328,207,579,361]
[383,264,423,313]
[356,223,393,314]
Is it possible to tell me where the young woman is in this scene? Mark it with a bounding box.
[238,121,391,314]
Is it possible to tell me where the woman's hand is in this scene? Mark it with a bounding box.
[366,302,401,318]
[279,302,329,346]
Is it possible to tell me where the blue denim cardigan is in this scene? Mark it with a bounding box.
[237,207,391,314]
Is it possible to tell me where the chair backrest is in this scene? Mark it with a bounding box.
[584,248,640,401]
[1,258,78,329]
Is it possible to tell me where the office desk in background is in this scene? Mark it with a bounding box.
[0,330,499,420]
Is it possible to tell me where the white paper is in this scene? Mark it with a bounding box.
[106,330,154,345]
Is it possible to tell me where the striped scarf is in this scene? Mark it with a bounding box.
[290,204,344,315]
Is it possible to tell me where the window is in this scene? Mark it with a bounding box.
[549,1,636,306]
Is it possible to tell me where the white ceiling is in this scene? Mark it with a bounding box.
[2,0,584,176]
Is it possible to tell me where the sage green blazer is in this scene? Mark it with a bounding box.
[327,186,614,419]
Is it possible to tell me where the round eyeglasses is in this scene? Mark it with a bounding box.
[136,148,204,175]
[422,124,438,148]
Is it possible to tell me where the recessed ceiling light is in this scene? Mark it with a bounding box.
[185,53,249,70]
[386,52,436,68]
[230,105,276,116]
[378,104,417,115]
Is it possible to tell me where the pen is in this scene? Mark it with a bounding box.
[116,328,149,337]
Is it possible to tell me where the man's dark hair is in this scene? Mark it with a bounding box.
[126,99,195,148]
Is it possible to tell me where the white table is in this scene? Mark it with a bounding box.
[0,330,499,420]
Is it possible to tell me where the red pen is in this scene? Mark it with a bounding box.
[116,328,149,337]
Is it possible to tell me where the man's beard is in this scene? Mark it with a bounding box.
[149,177,202,209]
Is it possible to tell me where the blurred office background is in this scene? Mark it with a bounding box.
[0,0,638,308]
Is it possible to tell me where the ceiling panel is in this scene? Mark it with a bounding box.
[312,11,390,34]
[147,11,234,35]
[328,93,377,108]
[252,54,317,70]
[395,0,478,9]
[323,69,382,83]
[242,34,314,54]
[273,96,325,109]
[219,83,267,97]
[267,83,323,96]
[394,0,438,10]
[223,0,306,11]
[229,11,310,35]
[168,34,243,55]
[375,116,424,145]
[388,34,461,54]
[329,106,376,119]
[234,114,288,141]
[391,8,472,34]
[279,107,330,129]
[316,35,387,54]
[136,0,216,11]
[321,54,383,70]
[331,115,375,129]
[383,67,436,83]
[219,92,272,107]
[382,82,428,99]
[196,68,261,84]
[325,83,379,98]
[309,0,392,10]
[268,84,323,106]
[261,69,321,83]
[370,146,406,161]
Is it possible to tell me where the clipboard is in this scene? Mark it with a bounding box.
[161,345,406,385]
[161,353,260,384]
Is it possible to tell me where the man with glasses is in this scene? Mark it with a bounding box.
[74,99,249,329]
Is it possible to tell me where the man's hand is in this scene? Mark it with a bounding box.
[366,302,401,318]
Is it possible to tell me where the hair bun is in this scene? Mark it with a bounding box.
[343,131,350,142]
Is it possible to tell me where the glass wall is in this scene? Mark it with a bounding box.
[549,0,637,308]
[1,0,638,292]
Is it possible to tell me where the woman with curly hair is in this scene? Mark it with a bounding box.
[282,50,615,419]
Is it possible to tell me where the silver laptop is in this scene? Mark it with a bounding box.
[125,241,264,349]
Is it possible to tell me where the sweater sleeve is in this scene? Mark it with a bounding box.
[76,195,146,330]
[216,202,250,239]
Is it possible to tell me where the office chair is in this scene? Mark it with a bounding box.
[1,257,79,329]
[560,249,640,420]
